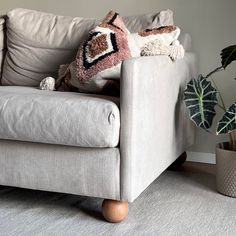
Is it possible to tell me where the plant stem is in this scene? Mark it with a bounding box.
[205,67,235,150]
[207,75,234,149]
[210,77,227,112]
[216,104,225,111]
[211,78,233,149]
[206,66,223,78]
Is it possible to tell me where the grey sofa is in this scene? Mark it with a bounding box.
[0,8,196,223]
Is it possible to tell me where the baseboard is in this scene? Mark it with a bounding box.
[186,151,216,164]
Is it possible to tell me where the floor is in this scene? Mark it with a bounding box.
[0,162,235,236]
[173,161,216,175]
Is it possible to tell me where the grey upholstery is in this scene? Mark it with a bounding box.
[0,53,197,202]
[0,51,197,202]
[0,86,120,148]
[120,53,197,201]
[0,18,6,78]
[0,139,120,200]
[0,8,197,204]
[123,9,173,32]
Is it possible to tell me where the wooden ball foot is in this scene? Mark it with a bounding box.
[102,199,129,223]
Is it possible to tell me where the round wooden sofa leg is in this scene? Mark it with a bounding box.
[102,199,129,223]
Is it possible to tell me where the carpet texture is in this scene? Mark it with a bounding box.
[0,168,235,236]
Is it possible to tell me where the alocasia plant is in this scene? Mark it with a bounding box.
[184,45,236,151]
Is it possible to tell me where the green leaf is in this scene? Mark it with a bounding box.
[221,45,236,69]
[217,102,236,134]
[184,75,218,130]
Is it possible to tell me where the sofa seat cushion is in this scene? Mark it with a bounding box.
[0,86,120,147]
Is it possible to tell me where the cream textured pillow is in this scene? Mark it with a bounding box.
[56,11,133,94]
[130,26,180,50]
[141,39,185,61]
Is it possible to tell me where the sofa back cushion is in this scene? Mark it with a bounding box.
[123,9,173,32]
[1,8,173,86]
[2,9,98,86]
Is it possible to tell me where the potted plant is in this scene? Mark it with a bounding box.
[184,45,236,197]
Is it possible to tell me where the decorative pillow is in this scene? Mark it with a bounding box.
[130,25,180,50]
[56,11,135,94]
[76,11,130,83]
[141,39,185,61]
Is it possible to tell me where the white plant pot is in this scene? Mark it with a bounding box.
[216,142,236,197]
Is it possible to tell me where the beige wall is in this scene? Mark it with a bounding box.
[1,0,236,154]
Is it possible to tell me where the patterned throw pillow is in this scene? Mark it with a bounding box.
[55,11,133,94]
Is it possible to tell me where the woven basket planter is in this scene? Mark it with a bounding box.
[216,142,236,197]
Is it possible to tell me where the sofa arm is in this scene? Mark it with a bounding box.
[0,17,6,80]
[120,53,197,202]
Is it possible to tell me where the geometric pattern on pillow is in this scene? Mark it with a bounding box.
[76,11,131,85]
[138,25,177,37]
[82,32,118,69]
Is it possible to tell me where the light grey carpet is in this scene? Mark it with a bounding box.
[0,169,235,236]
